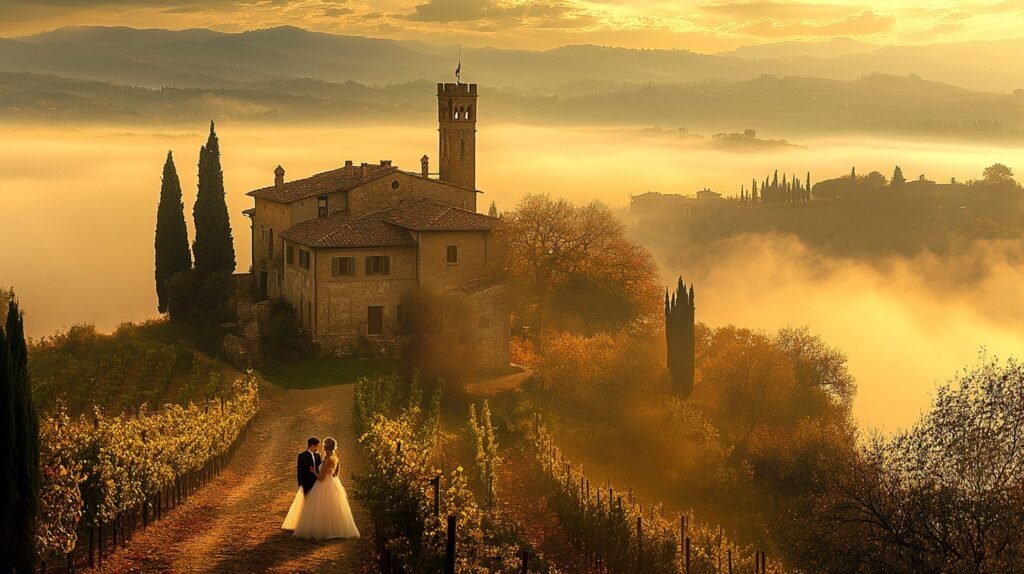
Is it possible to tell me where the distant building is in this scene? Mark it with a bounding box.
[630,188,725,218]
[243,82,509,370]
[696,188,723,202]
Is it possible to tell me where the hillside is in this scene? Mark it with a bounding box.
[4,26,1024,94]
[4,70,1024,141]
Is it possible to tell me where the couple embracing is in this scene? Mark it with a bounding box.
[281,436,361,540]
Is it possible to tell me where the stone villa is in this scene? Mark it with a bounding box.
[242,82,509,370]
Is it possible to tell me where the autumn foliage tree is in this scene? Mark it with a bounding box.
[494,195,660,343]
[796,356,1024,573]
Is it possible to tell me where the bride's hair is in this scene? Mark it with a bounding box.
[323,437,339,476]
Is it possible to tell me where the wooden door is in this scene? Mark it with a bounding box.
[367,305,384,336]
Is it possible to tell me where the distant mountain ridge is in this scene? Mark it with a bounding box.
[4,69,1023,143]
[722,38,878,60]
[4,25,1024,93]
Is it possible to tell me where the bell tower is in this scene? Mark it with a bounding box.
[437,82,477,190]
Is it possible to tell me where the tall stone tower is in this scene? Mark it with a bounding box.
[437,82,477,190]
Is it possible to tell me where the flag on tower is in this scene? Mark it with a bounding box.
[455,48,462,83]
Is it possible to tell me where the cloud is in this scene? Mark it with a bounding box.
[322,6,354,17]
[701,1,864,21]
[408,0,580,24]
[737,10,894,38]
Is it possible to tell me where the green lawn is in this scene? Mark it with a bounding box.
[260,357,400,389]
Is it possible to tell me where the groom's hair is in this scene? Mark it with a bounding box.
[307,437,320,447]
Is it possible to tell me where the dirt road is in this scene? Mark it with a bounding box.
[96,382,373,573]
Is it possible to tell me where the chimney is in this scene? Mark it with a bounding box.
[361,162,369,178]
[421,155,429,178]
[380,159,392,168]
[274,165,285,189]
[344,160,353,170]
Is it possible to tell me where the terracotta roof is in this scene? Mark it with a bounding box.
[368,198,497,231]
[247,164,399,203]
[280,212,415,248]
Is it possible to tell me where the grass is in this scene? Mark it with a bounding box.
[260,357,400,389]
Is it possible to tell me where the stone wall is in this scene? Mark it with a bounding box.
[347,171,477,216]
[459,283,511,371]
[313,246,417,351]
[281,239,317,332]
[252,198,291,298]
[416,230,491,291]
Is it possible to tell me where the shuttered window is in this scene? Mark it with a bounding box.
[365,255,391,275]
[332,257,355,277]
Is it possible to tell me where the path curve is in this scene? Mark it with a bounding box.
[463,365,533,396]
[94,381,374,573]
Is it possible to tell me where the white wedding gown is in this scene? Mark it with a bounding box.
[282,457,360,540]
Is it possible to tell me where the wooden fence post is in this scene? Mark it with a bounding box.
[685,537,691,574]
[431,474,441,517]
[520,549,530,574]
[444,515,457,574]
[637,516,643,566]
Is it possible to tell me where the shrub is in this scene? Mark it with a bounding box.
[263,298,312,362]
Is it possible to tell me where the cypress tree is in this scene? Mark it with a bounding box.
[0,305,12,571]
[193,121,235,278]
[488,201,499,218]
[665,278,696,398]
[6,298,38,571]
[892,165,906,187]
[155,151,192,313]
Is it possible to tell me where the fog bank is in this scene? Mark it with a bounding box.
[654,235,1024,430]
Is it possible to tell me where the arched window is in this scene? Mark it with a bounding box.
[467,105,473,120]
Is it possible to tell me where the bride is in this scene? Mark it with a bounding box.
[281,437,361,540]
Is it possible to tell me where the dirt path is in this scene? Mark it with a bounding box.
[498,445,597,574]
[463,365,533,396]
[95,381,374,573]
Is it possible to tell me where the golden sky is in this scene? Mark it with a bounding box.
[2,1,1024,52]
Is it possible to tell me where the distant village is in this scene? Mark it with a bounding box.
[630,163,1021,218]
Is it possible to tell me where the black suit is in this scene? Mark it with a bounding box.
[296,450,322,495]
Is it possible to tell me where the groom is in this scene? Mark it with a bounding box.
[296,436,322,495]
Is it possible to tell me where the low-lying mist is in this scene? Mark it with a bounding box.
[2,121,1021,431]
[652,235,1024,431]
